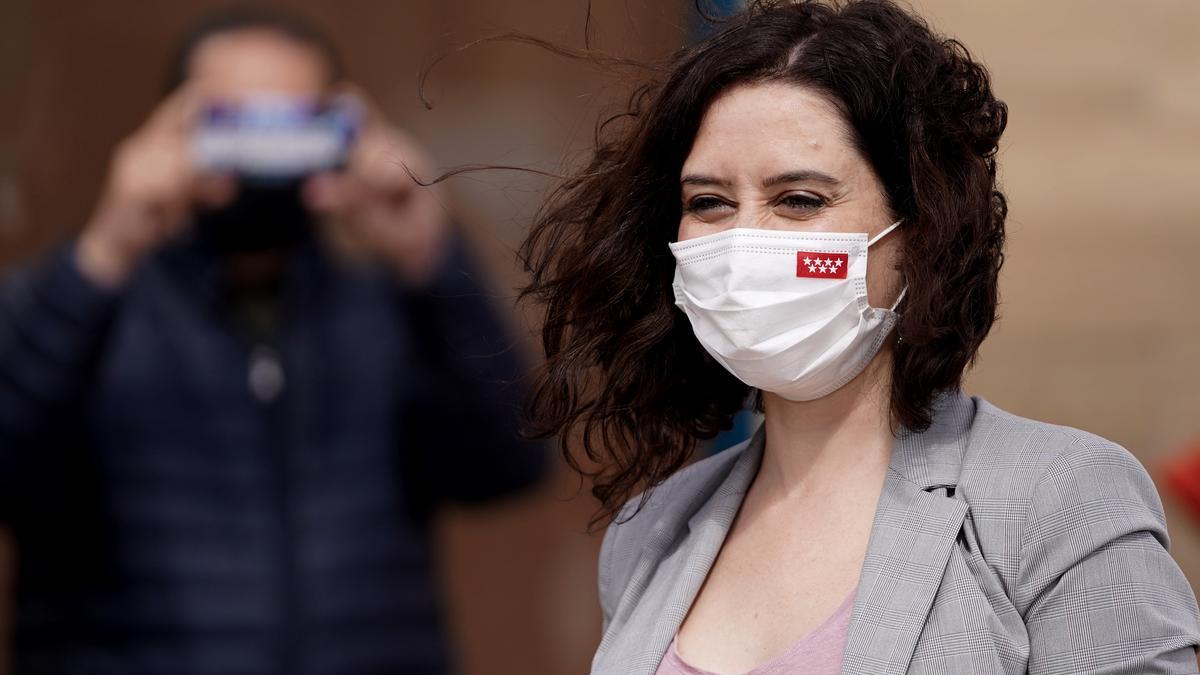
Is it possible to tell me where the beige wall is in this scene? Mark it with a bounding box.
[910,0,1200,584]
[1,1,1198,674]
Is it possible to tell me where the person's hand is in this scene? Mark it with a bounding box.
[303,85,450,286]
[76,85,235,288]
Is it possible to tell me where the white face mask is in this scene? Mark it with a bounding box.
[669,220,905,402]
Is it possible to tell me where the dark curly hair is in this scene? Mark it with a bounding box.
[519,0,1008,528]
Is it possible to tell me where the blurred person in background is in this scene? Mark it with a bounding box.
[0,7,545,675]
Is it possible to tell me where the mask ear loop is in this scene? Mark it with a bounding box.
[867,219,904,248]
[867,219,908,313]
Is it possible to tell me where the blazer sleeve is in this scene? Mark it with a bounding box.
[1017,437,1200,674]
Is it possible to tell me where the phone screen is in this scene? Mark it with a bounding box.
[193,94,360,184]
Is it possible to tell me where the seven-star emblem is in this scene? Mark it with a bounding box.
[795,251,849,279]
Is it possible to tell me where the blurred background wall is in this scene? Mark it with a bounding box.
[919,0,1200,595]
[0,1,1197,674]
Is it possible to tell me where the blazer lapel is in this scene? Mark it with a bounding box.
[841,391,975,674]
[839,468,968,674]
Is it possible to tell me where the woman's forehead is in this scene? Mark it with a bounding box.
[682,82,861,181]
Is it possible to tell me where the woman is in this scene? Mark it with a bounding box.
[519,1,1200,673]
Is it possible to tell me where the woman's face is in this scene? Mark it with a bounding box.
[678,81,904,309]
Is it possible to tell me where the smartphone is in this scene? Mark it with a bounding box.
[192,94,360,185]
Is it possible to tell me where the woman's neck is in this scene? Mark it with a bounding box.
[756,351,896,503]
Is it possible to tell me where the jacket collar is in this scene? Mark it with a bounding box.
[600,390,976,675]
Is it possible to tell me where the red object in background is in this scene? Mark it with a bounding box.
[796,251,848,279]
[1161,438,1200,524]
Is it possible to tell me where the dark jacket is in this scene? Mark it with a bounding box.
[0,232,547,675]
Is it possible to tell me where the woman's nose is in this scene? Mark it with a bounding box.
[730,203,773,230]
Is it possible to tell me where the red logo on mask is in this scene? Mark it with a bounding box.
[797,252,848,279]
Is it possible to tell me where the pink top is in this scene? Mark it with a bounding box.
[654,587,857,675]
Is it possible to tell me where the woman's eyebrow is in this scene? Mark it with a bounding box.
[679,171,842,188]
[762,170,841,188]
[680,174,732,187]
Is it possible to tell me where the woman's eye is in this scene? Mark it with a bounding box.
[684,196,732,214]
[778,193,826,211]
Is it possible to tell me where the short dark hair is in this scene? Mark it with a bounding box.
[164,5,345,92]
[519,0,1008,527]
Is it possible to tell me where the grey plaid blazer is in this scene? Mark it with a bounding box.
[592,391,1200,674]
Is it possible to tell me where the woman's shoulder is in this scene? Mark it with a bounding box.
[960,396,1167,532]
[962,397,1161,510]
[960,398,1200,664]
[602,436,750,547]
[959,396,1180,602]
[596,436,754,627]
[970,396,1135,454]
